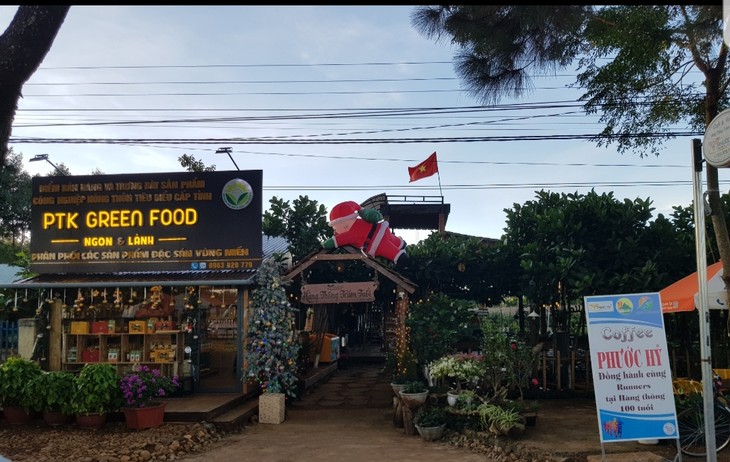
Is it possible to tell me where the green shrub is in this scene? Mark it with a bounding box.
[415,406,447,427]
[0,356,43,410]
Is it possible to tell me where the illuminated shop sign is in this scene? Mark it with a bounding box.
[30,170,263,273]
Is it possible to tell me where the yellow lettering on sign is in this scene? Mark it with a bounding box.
[148,208,197,226]
[42,212,79,230]
[84,236,113,247]
[85,210,144,228]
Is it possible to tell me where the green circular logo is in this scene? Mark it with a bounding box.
[222,178,253,210]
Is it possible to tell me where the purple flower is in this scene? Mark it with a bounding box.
[119,365,180,408]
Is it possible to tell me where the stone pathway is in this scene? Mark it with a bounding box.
[295,363,393,409]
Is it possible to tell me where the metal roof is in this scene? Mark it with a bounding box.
[0,235,291,289]
[0,264,23,284]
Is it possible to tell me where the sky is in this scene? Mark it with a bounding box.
[1,5,724,243]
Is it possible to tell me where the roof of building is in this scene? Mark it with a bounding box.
[360,193,451,231]
[0,264,23,284]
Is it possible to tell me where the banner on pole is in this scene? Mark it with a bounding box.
[584,292,678,443]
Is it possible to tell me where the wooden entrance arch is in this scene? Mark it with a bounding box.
[284,245,417,363]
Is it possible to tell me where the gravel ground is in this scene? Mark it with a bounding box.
[0,418,240,462]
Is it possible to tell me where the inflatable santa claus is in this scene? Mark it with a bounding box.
[322,201,407,265]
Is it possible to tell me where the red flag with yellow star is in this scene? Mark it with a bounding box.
[408,152,438,183]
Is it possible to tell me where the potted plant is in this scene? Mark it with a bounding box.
[428,353,484,395]
[478,404,526,437]
[414,405,448,441]
[0,356,43,424]
[72,363,122,428]
[399,380,429,409]
[385,349,418,397]
[30,370,77,426]
[504,399,540,426]
[119,364,180,430]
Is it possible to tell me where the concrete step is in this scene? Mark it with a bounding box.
[210,399,259,431]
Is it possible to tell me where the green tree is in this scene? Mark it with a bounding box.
[405,232,503,305]
[244,258,301,398]
[262,195,329,263]
[0,150,31,249]
[502,189,664,333]
[407,293,477,368]
[0,6,70,169]
[178,154,216,172]
[412,5,730,329]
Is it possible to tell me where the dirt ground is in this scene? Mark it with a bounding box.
[177,364,695,462]
[173,399,696,462]
[4,363,730,462]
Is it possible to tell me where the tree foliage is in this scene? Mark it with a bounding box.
[0,150,31,247]
[0,6,70,169]
[407,292,477,368]
[412,5,730,331]
[262,195,329,263]
[178,154,216,172]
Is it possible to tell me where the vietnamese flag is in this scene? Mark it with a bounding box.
[408,152,438,183]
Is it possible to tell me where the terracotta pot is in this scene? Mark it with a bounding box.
[75,412,107,429]
[123,402,167,430]
[42,409,72,427]
[2,405,33,425]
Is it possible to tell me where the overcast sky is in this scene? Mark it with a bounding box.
[1,5,721,242]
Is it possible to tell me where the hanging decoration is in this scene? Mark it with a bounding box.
[321,201,408,266]
[113,288,123,308]
[74,288,85,313]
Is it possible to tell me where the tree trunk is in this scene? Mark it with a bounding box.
[0,5,70,169]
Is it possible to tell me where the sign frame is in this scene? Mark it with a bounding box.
[30,170,263,273]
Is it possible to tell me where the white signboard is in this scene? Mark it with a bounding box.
[584,292,677,443]
[704,108,730,168]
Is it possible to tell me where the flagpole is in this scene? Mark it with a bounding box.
[436,170,444,198]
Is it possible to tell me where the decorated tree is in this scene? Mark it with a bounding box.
[245,257,301,397]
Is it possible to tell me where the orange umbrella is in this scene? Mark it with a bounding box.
[660,261,724,313]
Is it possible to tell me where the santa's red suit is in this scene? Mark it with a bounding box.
[322,201,407,264]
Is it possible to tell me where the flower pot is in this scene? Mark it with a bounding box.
[447,391,459,407]
[415,423,446,441]
[259,393,286,424]
[75,412,107,429]
[42,409,72,427]
[2,405,33,425]
[390,382,407,397]
[123,402,167,430]
[399,390,429,409]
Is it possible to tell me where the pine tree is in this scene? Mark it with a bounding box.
[245,258,301,397]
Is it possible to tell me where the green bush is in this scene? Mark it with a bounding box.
[402,380,428,393]
[0,356,43,410]
[31,370,77,414]
[415,406,447,427]
[72,363,122,415]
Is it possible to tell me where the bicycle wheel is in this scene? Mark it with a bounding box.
[677,402,730,457]
[714,404,730,453]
